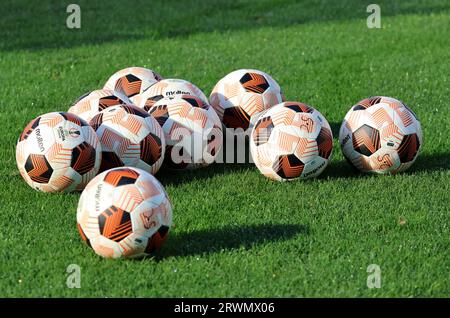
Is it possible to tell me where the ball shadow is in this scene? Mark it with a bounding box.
[154,223,308,260]
[320,151,450,180]
[156,133,255,186]
[329,121,341,139]
[403,151,450,174]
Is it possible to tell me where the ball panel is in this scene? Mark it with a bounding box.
[59,112,88,127]
[300,156,328,179]
[239,72,269,93]
[222,106,250,130]
[117,74,142,98]
[99,151,124,172]
[121,104,149,119]
[149,103,170,126]
[253,116,275,146]
[263,91,283,108]
[25,154,53,184]
[145,225,170,254]
[89,112,104,131]
[113,183,145,213]
[352,124,381,156]
[140,133,163,166]
[354,96,382,110]
[28,123,55,155]
[70,141,97,175]
[274,154,305,180]
[48,168,78,192]
[77,223,92,248]
[118,234,147,258]
[316,127,333,159]
[397,133,420,163]
[283,102,313,113]
[130,200,163,236]
[104,168,140,187]
[292,137,318,162]
[15,140,28,167]
[240,92,265,117]
[292,113,318,137]
[379,122,404,148]
[90,235,122,259]
[98,206,133,243]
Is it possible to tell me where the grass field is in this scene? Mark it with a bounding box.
[0,0,449,297]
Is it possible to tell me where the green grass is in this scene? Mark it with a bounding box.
[0,0,449,297]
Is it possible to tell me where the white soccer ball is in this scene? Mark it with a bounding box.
[210,69,285,133]
[339,96,422,174]
[77,167,172,259]
[16,112,101,192]
[89,104,165,175]
[250,102,333,181]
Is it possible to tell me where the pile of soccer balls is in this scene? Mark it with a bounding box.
[16,67,423,259]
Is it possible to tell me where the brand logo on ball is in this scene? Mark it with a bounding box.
[166,90,190,97]
[95,184,102,213]
[140,210,157,229]
[57,126,66,141]
[341,134,351,146]
[35,128,45,152]
[303,161,326,178]
[69,128,81,138]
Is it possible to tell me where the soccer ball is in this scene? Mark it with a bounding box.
[250,102,333,181]
[209,69,284,132]
[147,95,223,169]
[339,96,422,174]
[89,104,165,174]
[68,89,133,122]
[103,67,163,104]
[16,112,101,192]
[77,167,172,259]
[139,78,208,110]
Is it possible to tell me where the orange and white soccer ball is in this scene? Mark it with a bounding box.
[139,78,208,110]
[16,112,101,192]
[339,96,422,174]
[103,67,163,104]
[250,102,333,181]
[210,69,284,132]
[77,167,172,259]
[147,95,223,169]
[90,104,165,174]
[68,89,133,122]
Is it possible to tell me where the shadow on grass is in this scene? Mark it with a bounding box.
[1,0,449,51]
[329,121,342,139]
[155,223,308,259]
[321,151,450,180]
[156,162,254,186]
[405,151,450,174]
[156,134,254,186]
